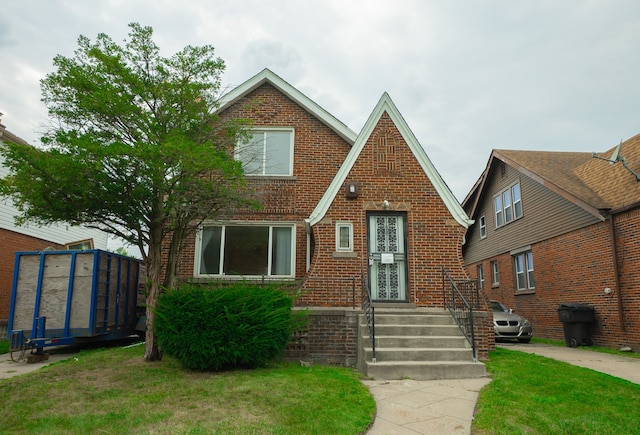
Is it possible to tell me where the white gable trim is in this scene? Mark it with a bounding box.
[219,69,357,144]
[307,93,473,228]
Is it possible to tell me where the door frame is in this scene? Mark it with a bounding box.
[366,211,409,302]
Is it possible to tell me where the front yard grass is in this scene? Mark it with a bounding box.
[473,347,640,434]
[0,340,8,355]
[0,343,375,434]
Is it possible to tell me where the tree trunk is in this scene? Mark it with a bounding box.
[144,222,164,362]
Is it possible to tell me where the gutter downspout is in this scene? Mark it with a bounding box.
[608,214,625,332]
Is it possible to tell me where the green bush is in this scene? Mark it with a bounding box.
[155,282,305,371]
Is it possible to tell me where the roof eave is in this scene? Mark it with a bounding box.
[218,69,357,145]
[309,92,473,228]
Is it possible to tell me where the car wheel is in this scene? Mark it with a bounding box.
[517,338,531,344]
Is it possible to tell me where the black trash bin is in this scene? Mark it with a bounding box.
[557,303,595,347]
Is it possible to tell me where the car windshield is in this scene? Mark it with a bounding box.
[491,301,509,312]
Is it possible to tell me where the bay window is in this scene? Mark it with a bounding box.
[198,223,295,277]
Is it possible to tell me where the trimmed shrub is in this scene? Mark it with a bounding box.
[155,282,305,371]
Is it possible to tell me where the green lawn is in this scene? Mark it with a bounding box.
[472,347,640,434]
[4,339,639,434]
[0,343,375,434]
[0,339,8,355]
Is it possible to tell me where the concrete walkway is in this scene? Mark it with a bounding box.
[362,342,640,434]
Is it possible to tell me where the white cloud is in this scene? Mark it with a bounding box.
[1,1,640,200]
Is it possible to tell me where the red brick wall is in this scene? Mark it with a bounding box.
[0,229,63,322]
[172,83,352,279]
[284,309,359,366]
[613,208,640,350]
[306,112,472,308]
[467,214,640,351]
[172,84,492,359]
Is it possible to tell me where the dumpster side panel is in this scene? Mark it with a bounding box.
[11,255,40,331]
[69,252,98,334]
[38,254,73,331]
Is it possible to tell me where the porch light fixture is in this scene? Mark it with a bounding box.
[383,200,390,210]
[345,181,359,198]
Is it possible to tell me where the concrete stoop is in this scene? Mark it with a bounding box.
[359,308,487,381]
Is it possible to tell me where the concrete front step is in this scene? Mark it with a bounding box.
[364,335,471,348]
[365,360,487,380]
[372,314,457,326]
[358,310,486,380]
[363,347,474,362]
[373,324,462,336]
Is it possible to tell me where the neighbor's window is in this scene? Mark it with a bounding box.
[479,215,486,239]
[513,251,535,291]
[335,222,353,251]
[477,264,485,290]
[236,129,293,176]
[491,260,499,286]
[494,182,523,228]
[198,224,295,277]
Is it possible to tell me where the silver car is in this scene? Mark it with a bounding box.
[491,300,533,343]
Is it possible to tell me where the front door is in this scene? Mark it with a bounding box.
[368,213,408,301]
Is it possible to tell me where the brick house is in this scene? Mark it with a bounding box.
[0,115,108,326]
[172,69,492,377]
[462,134,640,351]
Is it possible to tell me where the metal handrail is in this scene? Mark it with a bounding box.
[361,267,376,362]
[442,267,477,361]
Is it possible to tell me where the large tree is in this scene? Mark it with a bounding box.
[0,23,255,361]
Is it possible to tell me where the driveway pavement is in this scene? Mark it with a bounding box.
[0,347,78,379]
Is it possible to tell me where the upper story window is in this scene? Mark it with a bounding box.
[479,216,486,239]
[236,129,294,176]
[494,182,523,228]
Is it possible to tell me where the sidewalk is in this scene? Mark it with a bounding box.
[496,342,640,385]
[362,342,639,434]
[0,347,79,380]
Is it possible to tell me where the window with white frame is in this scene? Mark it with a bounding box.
[479,215,486,239]
[494,182,523,228]
[513,250,535,291]
[335,222,353,252]
[477,264,485,290]
[491,260,499,286]
[236,129,293,176]
[198,224,295,277]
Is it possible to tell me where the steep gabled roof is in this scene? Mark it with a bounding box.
[463,133,640,221]
[219,68,357,144]
[307,92,472,228]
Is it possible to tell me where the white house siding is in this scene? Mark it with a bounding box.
[0,141,108,250]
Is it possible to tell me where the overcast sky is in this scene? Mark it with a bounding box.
[2,1,640,202]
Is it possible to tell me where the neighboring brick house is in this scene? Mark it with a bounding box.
[462,134,640,351]
[0,115,108,325]
[173,69,493,366]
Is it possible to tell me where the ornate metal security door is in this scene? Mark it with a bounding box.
[368,213,407,301]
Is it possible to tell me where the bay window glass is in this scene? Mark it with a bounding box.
[199,224,294,277]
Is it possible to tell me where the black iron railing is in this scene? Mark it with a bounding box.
[361,267,376,362]
[442,267,478,361]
